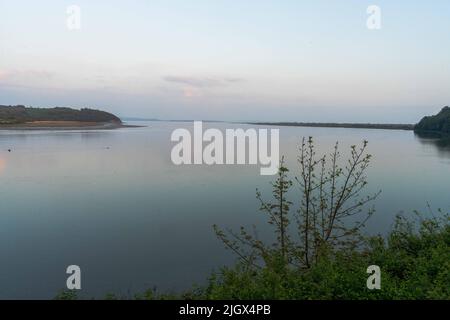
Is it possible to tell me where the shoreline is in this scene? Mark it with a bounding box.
[0,121,142,131]
[246,122,415,131]
[0,119,422,132]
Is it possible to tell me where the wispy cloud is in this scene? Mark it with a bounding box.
[163,76,244,88]
[182,87,202,98]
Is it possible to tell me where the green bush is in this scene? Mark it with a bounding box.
[199,214,449,300]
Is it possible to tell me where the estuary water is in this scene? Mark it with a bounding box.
[0,121,448,299]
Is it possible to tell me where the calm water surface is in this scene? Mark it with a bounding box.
[0,121,448,299]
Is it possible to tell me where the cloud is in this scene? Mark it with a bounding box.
[163,75,243,88]
[182,87,202,98]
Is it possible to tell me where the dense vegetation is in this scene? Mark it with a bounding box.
[199,213,449,300]
[0,105,121,125]
[57,138,449,300]
[415,106,450,134]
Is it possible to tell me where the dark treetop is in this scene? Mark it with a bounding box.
[414,106,450,134]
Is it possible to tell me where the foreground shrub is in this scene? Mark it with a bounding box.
[202,213,449,300]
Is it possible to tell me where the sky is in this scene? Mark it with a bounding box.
[0,0,449,122]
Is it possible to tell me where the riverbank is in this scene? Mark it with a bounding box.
[247,122,415,130]
[0,121,141,130]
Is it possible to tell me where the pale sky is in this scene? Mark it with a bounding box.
[0,0,449,122]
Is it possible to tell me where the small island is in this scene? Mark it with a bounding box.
[0,105,125,130]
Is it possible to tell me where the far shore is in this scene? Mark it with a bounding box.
[246,122,415,131]
[0,119,417,131]
[0,121,142,131]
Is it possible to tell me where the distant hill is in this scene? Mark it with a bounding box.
[0,105,121,125]
[414,106,450,134]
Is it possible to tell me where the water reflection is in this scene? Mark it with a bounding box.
[414,131,450,156]
[0,156,5,175]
